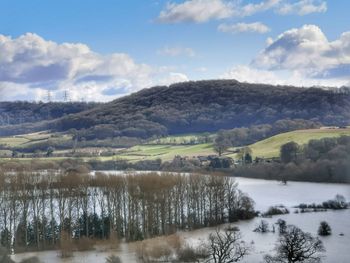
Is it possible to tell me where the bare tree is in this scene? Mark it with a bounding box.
[264,225,325,263]
[254,220,269,233]
[276,219,287,234]
[205,228,249,263]
[0,168,255,252]
[213,134,231,156]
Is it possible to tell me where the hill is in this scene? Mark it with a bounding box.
[241,128,350,158]
[0,101,99,126]
[1,80,350,138]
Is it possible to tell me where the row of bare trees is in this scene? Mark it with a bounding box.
[0,169,255,253]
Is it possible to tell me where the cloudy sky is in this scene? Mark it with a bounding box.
[0,0,349,101]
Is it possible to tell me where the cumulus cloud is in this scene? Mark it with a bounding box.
[218,22,270,34]
[157,0,235,23]
[277,0,327,15]
[222,24,350,88]
[157,46,196,57]
[0,33,188,101]
[252,25,350,79]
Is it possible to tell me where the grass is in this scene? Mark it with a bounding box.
[0,131,52,147]
[244,128,350,158]
[116,143,215,162]
[1,128,349,162]
[0,131,72,149]
[0,143,215,163]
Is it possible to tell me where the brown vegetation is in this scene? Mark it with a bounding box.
[0,167,255,254]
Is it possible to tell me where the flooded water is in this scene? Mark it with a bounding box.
[183,178,350,263]
[12,176,350,263]
[234,177,350,211]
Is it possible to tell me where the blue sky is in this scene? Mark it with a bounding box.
[0,0,349,101]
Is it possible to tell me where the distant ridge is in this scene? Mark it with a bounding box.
[1,80,349,138]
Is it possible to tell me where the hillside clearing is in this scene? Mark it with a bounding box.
[245,128,350,158]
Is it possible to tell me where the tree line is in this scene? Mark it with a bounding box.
[213,118,321,155]
[235,136,350,183]
[0,169,255,253]
[0,101,98,127]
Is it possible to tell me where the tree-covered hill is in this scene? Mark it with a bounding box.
[1,80,350,138]
[0,101,99,126]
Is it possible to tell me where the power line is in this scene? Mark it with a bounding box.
[46,90,52,103]
[63,90,70,102]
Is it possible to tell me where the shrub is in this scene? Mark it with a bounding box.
[318,221,332,236]
[254,220,269,233]
[135,235,182,262]
[105,255,122,263]
[75,236,95,251]
[262,206,289,217]
[0,246,14,263]
[60,231,73,258]
[177,246,199,262]
[276,219,287,234]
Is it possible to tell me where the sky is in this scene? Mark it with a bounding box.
[0,0,349,101]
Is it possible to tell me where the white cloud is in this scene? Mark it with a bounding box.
[157,46,196,57]
[157,0,327,24]
[157,0,235,23]
[277,0,327,15]
[218,22,271,34]
[252,25,350,79]
[221,24,350,88]
[157,72,189,86]
[221,65,349,87]
[0,33,151,85]
[0,82,41,101]
[0,33,189,101]
[241,0,281,16]
[221,65,282,84]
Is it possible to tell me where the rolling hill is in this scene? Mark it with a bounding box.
[1,80,350,139]
[243,128,350,158]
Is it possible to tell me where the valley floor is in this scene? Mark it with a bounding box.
[11,177,350,263]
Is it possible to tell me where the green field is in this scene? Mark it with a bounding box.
[243,128,350,158]
[116,143,215,162]
[0,132,52,147]
[106,128,350,161]
[0,128,349,162]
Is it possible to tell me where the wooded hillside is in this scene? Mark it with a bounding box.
[0,101,99,126]
[1,80,349,138]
